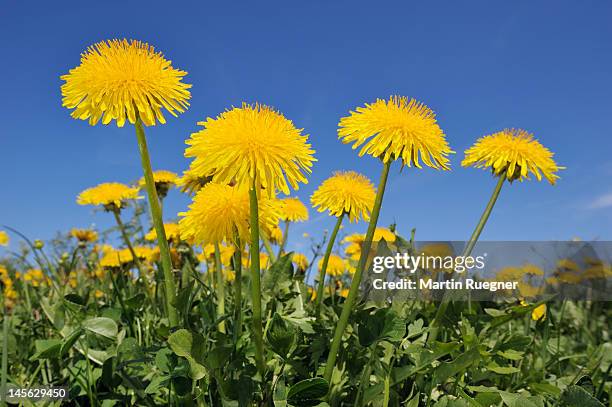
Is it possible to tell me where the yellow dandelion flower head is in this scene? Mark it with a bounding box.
[61,39,191,127]
[177,167,212,195]
[0,230,9,246]
[139,170,179,188]
[338,96,453,169]
[308,286,317,301]
[311,171,376,222]
[318,254,345,276]
[94,289,105,299]
[292,253,309,272]
[24,268,46,287]
[145,223,180,242]
[134,246,156,263]
[77,182,141,210]
[372,227,396,242]
[556,258,579,271]
[224,269,236,282]
[242,252,270,269]
[339,288,350,298]
[265,223,284,245]
[100,248,134,268]
[279,197,309,222]
[462,129,562,184]
[531,303,547,321]
[70,228,98,243]
[179,183,280,245]
[185,103,316,196]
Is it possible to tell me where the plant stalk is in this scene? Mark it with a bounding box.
[134,118,178,327]
[233,234,243,342]
[214,242,226,334]
[249,184,266,375]
[323,160,391,382]
[112,209,144,278]
[315,213,344,316]
[427,174,505,344]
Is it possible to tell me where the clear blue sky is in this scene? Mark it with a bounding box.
[1,1,611,253]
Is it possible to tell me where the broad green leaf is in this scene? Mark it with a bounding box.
[267,313,296,357]
[433,347,481,384]
[167,329,207,380]
[31,339,62,360]
[60,328,83,356]
[83,317,118,339]
[287,378,329,402]
[487,365,520,374]
[560,385,605,407]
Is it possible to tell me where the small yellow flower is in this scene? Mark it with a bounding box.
[185,103,316,196]
[71,228,98,243]
[177,168,212,195]
[145,223,180,243]
[292,253,309,272]
[94,289,105,299]
[100,248,135,268]
[338,96,452,169]
[343,228,396,260]
[308,286,317,301]
[531,303,547,321]
[279,197,309,222]
[318,254,345,277]
[23,268,46,287]
[0,230,9,246]
[462,129,562,184]
[556,258,579,271]
[265,224,284,245]
[242,252,270,269]
[77,182,141,210]
[179,183,280,245]
[139,170,178,198]
[311,171,376,222]
[339,288,350,298]
[61,39,191,127]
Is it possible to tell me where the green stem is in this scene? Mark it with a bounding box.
[214,243,226,334]
[249,184,266,375]
[1,306,8,407]
[134,118,178,327]
[112,209,144,278]
[278,221,290,258]
[427,174,505,344]
[233,234,243,342]
[315,214,344,316]
[323,160,391,383]
[263,238,277,264]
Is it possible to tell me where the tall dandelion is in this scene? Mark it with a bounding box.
[77,182,144,274]
[324,96,452,382]
[184,105,314,374]
[277,197,309,256]
[61,39,191,326]
[310,171,375,314]
[428,128,562,343]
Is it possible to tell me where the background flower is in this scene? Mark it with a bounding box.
[311,171,376,222]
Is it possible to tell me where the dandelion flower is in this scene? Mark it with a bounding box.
[185,103,316,195]
[462,129,562,184]
[77,182,141,210]
[139,170,178,198]
[279,197,309,222]
[0,231,9,246]
[145,223,180,242]
[343,228,396,260]
[338,96,452,169]
[311,171,376,222]
[318,254,345,277]
[71,228,98,243]
[292,253,309,272]
[177,167,213,195]
[100,248,135,268]
[531,304,547,321]
[61,39,191,127]
[179,183,280,245]
[265,224,284,245]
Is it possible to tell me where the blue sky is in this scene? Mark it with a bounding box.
[1,0,611,254]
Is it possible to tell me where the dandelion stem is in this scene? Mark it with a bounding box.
[427,174,505,344]
[323,160,391,383]
[315,214,344,316]
[1,305,8,407]
[112,208,144,278]
[249,183,266,375]
[214,242,226,334]
[134,118,178,327]
[278,221,290,258]
[233,233,243,342]
[263,238,277,264]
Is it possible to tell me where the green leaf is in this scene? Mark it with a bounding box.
[60,328,83,356]
[263,253,294,292]
[560,385,605,407]
[124,293,146,309]
[83,317,118,339]
[31,339,62,360]
[205,344,232,370]
[496,350,524,361]
[487,365,520,374]
[273,375,287,407]
[287,378,329,402]
[167,329,207,380]
[267,313,296,357]
[145,375,170,394]
[433,347,481,384]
